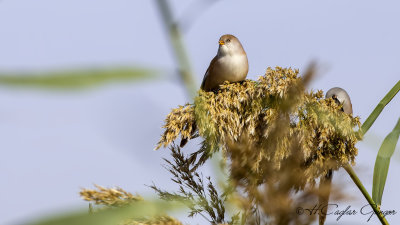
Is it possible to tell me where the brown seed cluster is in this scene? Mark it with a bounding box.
[80,184,143,207]
[157,67,360,186]
[80,185,183,225]
[80,67,361,225]
[156,104,196,150]
[123,216,183,225]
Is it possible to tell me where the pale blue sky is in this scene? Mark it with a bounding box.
[0,1,399,224]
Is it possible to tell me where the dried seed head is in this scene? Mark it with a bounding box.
[157,67,360,186]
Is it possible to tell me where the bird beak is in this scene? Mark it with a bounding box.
[219,40,225,45]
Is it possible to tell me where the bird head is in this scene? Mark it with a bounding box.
[325,87,353,115]
[217,34,245,56]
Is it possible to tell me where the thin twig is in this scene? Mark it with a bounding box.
[343,164,389,225]
[154,0,198,98]
[89,203,93,214]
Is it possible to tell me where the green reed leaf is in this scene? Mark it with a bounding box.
[27,200,182,225]
[372,117,400,206]
[0,67,159,90]
[359,80,400,138]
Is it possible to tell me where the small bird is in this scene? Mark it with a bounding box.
[325,87,353,114]
[180,34,249,147]
[201,34,249,91]
[319,87,353,225]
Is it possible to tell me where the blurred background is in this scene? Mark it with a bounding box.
[0,0,399,224]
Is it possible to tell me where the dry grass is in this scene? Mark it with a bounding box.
[155,67,360,224]
[82,67,361,224]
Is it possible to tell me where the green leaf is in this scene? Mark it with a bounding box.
[27,200,183,225]
[372,117,400,206]
[362,132,400,161]
[0,67,159,90]
[359,80,400,139]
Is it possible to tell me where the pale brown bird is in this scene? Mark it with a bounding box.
[180,34,249,147]
[319,87,353,225]
[325,87,353,114]
[201,34,249,91]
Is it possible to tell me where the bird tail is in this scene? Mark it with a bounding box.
[319,169,333,225]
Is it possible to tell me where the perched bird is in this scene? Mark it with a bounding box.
[201,34,249,91]
[325,87,353,115]
[180,34,249,147]
[319,87,353,225]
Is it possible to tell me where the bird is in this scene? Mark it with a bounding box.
[325,87,353,115]
[180,34,249,147]
[200,34,249,91]
[319,87,353,225]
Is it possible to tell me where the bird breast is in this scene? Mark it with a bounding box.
[214,54,248,82]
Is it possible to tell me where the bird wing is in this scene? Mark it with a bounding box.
[200,55,218,90]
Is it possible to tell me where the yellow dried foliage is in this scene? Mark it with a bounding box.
[123,216,183,225]
[80,184,142,207]
[156,67,360,186]
[80,185,183,225]
[156,104,196,150]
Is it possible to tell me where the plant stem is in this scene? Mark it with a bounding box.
[358,80,400,139]
[89,203,93,214]
[154,0,198,98]
[343,164,389,225]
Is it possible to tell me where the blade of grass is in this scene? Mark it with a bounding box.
[361,132,400,161]
[0,67,159,90]
[358,80,400,139]
[372,117,400,206]
[27,200,183,225]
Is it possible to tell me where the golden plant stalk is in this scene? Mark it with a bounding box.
[80,184,143,207]
[122,215,183,225]
[157,67,360,179]
[156,67,361,224]
[80,185,184,225]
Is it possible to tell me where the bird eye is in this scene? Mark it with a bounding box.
[226,39,231,43]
